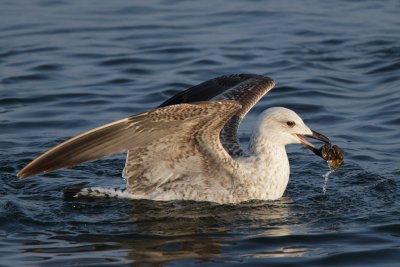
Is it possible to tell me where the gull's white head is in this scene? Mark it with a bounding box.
[255,107,330,148]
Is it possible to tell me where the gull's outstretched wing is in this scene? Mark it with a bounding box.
[17,101,241,180]
[159,74,275,156]
[159,74,262,107]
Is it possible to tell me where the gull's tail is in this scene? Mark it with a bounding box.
[63,187,131,199]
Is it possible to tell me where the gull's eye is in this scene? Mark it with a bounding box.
[286,121,295,128]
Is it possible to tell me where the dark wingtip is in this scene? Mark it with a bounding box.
[17,164,43,179]
[16,168,30,179]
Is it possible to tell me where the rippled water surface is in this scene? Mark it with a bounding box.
[1,0,400,266]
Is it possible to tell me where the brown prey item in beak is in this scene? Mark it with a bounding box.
[297,130,345,170]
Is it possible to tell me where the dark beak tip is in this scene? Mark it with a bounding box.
[311,130,331,145]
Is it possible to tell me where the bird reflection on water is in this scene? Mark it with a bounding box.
[21,198,308,265]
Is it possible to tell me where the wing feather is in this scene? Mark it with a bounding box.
[159,74,261,106]
[160,74,275,156]
[17,101,241,179]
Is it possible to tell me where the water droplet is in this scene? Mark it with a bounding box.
[322,170,334,194]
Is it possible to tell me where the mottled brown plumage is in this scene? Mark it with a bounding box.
[17,101,241,180]
[160,74,275,156]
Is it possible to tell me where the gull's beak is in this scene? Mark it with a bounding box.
[296,130,331,154]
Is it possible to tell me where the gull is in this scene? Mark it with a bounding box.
[17,74,331,204]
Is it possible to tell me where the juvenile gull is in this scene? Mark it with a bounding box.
[17,74,331,204]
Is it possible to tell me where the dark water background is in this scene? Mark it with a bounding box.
[1,0,400,266]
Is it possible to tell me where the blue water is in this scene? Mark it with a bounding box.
[1,0,400,266]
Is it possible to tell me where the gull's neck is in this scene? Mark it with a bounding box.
[236,125,291,200]
[250,131,286,157]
